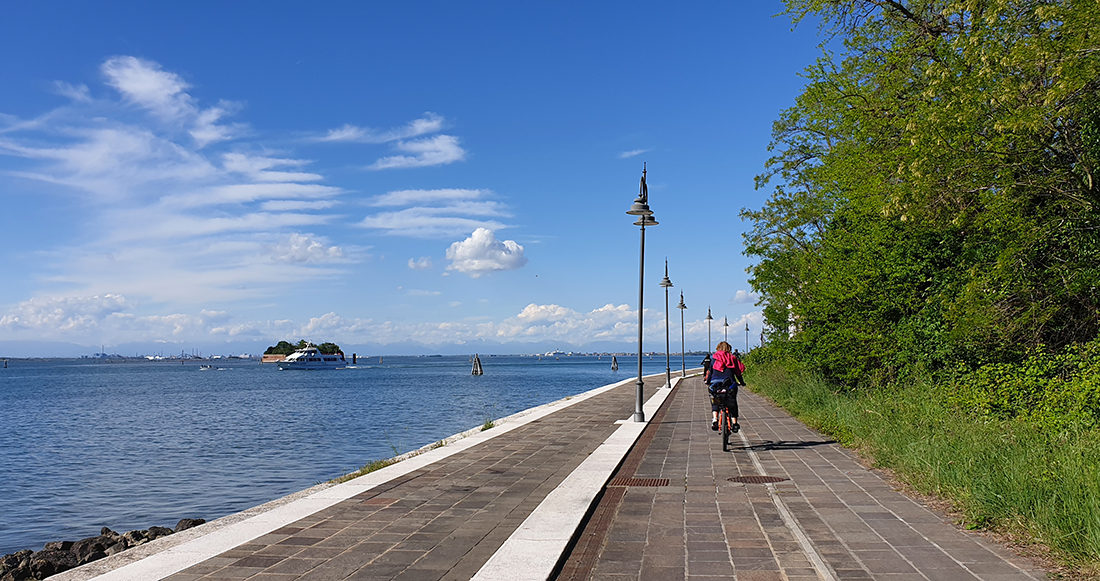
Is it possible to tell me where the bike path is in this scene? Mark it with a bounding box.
[556,374,1048,580]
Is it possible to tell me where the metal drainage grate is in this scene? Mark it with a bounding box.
[728,475,789,484]
[608,477,670,487]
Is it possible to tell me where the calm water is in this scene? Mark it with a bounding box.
[0,355,676,555]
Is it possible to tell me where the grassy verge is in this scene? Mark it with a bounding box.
[748,361,1100,577]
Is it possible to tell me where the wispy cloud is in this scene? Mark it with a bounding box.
[619,148,651,159]
[359,188,510,238]
[370,188,486,207]
[368,134,466,170]
[101,55,241,147]
[315,112,445,144]
[52,81,91,102]
[0,56,351,315]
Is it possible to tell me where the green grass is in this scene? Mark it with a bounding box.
[332,457,399,484]
[481,418,495,431]
[748,362,1100,574]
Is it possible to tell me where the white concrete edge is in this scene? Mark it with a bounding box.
[471,375,682,581]
[738,429,839,581]
[58,372,667,581]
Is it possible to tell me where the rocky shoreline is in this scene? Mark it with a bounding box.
[0,519,205,581]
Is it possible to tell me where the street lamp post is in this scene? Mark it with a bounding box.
[627,164,657,422]
[723,316,729,343]
[705,307,714,353]
[659,260,673,389]
[676,291,687,377]
[745,323,750,353]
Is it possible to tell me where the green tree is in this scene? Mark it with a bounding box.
[746,0,1100,387]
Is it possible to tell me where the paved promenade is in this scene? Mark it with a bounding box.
[57,372,1048,580]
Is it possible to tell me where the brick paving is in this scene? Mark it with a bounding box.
[70,372,1051,580]
[558,375,1049,581]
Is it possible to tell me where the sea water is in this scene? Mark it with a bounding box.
[0,354,681,555]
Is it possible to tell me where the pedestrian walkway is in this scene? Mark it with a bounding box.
[57,372,1048,580]
[557,376,1047,580]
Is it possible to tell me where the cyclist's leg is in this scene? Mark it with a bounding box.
[730,386,740,431]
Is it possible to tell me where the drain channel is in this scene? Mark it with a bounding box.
[607,477,670,487]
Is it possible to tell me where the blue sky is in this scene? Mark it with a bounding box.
[0,1,824,356]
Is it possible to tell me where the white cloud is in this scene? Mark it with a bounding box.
[0,56,355,313]
[619,148,651,159]
[316,112,445,143]
[369,188,486,207]
[732,290,758,304]
[164,182,342,208]
[445,228,527,278]
[52,81,91,102]
[101,55,239,147]
[0,294,129,333]
[369,134,466,170]
[222,153,322,183]
[516,303,574,322]
[269,233,344,264]
[408,256,433,270]
[359,189,510,238]
[260,199,337,211]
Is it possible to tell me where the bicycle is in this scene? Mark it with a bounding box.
[709,379,740,451]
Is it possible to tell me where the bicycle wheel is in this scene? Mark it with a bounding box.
[721,408,730,451]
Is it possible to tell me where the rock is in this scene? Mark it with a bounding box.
[0,517,203,580]
[70,534,112,563]
[122,529,148,546]
[104,542,128,557]
[0,550,33,580]
[147,526,173,540]
[41,541,72,552]
[174,518,205,532]
[27,549,77,578]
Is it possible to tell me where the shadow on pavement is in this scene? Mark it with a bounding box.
[736,439,837,451]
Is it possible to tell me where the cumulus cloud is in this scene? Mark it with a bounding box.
[408,256,433,270]
[732,290,758,304]
[369,135,466,170]
[269,233,344,264]
[0,294,129,333]
[445,228,527,278]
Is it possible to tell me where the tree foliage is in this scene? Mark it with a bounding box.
[746,0,1100,388]
[264,340,343,355]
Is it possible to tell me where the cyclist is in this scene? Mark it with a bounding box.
[704,341,740,432]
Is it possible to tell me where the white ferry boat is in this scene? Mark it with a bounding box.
[277,347,347,370]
